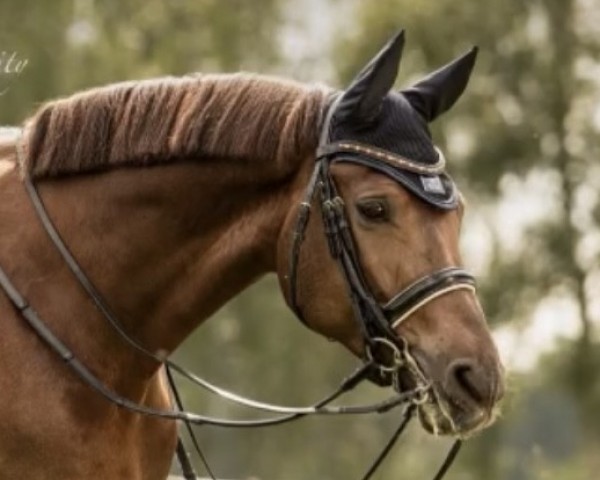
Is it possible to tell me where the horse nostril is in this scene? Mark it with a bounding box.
[447,359,498,408]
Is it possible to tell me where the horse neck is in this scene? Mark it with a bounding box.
[30,157,307,375]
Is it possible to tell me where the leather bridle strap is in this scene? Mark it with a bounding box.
[288,158,397,342]
[287,160,322,321]
[384,267,476,328]
[319,162,396,342]
[360,405,416,480]
[166,366,214,480]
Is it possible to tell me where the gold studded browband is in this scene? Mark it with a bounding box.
[316,140,446,175]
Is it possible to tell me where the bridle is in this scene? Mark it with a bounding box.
[288,94,476,387]
[0,99,477,480]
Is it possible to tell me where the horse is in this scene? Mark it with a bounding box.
[0,31,504,479]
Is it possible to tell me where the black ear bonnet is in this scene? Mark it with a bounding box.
[320,31,478,210]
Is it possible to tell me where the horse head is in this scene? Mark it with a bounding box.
[278,31,504,437]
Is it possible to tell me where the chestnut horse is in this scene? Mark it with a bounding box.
[0,32,503,479]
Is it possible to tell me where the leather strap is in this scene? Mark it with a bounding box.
[318,141,445,174]
[384,267,476,327]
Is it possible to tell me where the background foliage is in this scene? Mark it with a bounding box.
[1,0,599,478]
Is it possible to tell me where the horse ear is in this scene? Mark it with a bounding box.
[402,47,478,122]
[336,30,405,123]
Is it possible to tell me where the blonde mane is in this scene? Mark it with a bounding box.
[17,73,328,179]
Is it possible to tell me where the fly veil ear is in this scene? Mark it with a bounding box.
[335,33,478,125]
[402,47,478,122]
[319,33,479,211]
[335,30,405,123]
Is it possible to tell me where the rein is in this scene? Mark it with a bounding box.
[0,100,475,478]
[0,260,431,479]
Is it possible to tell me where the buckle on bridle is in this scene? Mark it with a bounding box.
[365,337,405,373]
[410,385,431,406]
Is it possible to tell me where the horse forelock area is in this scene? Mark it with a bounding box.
[21,74,328,179]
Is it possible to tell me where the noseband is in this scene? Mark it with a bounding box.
[288,95,476,386]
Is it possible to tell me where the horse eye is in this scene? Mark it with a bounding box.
[356,198,389,222]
